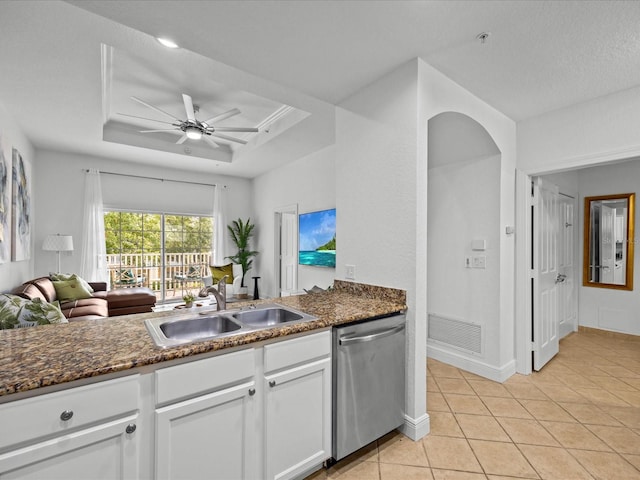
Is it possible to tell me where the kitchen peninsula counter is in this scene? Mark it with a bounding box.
[0,281,406,398]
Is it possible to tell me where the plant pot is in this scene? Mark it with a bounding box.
[235,287,249,299]
[184,301,193,308]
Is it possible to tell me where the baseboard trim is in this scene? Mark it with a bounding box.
[578,325,640,341]
[400,413,430,441]
[428,343,516,383]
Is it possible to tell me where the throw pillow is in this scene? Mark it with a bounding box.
[18,298,68,326]
[0,294,25,330]
[50,272,94,293]
[52,278,93,302]
[210,263,234,283]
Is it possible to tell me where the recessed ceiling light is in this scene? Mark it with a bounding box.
[157,37,179,49]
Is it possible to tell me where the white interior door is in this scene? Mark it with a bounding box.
[278,210,298,296]
[558,194,577,339]
[533,178,560,370]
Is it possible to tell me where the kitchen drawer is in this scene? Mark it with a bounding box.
[155,348,254,405]
[264,330,331,374]
[0,375,139,451]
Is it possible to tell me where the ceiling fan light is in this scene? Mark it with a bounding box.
[185,126,202,140]
[156,37,179,49]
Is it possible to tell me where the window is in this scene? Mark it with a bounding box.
[104,211,212,302]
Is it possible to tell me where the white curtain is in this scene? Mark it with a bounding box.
[81,169,108,283]
[211,185,228,266]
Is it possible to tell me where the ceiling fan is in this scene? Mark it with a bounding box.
[119,94,259,148]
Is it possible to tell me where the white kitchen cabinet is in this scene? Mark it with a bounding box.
[154,348,256,480]
[0,376,140,479]
[263,331,332,480]
[155,381,256,480]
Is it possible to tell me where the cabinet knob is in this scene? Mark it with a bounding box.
[125,424,137,434]
[248,388,256,396]
[60,410,74,421]
[269,380,276,388]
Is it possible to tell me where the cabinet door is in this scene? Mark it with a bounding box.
[264,358,331,480]
[0,415,139,479]
[155,381,255,480]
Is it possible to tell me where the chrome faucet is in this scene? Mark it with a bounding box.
[204,275,228,311]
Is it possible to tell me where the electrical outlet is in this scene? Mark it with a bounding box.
[346,264,356,280]
[465,256,472,268]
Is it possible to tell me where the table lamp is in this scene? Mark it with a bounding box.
[42,234,74,273]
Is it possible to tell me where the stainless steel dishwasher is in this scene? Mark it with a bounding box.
[332,313,406,461]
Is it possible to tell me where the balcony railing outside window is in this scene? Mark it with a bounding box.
[107,252,212,302]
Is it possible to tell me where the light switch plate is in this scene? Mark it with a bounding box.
[346,264,356,280]
[472,255,486,269]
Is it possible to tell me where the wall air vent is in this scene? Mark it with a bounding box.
[428,314,482,355]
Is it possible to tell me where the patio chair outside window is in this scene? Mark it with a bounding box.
[114,269,145,288]
[173,265,203,295]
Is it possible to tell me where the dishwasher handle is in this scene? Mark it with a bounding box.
[338,324,405,346]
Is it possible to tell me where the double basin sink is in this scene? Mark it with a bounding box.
[145,303,318,348]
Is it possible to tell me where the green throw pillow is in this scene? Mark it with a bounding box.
[18,298,68,326]
[0,294,25,329]
[210,263,234,283]
[52,278,93,302]
[50,273,94,293]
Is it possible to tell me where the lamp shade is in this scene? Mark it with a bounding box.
[42,234,74,252]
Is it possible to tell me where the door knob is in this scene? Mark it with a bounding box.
[555,274,567,284]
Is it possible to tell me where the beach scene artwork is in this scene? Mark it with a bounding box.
[0,135,8,263]
[11,148,31,262]
[299,208,336,268]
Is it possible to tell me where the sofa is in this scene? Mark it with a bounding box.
[12,276,156,321]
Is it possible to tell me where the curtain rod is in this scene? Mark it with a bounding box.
[84,169,226,188]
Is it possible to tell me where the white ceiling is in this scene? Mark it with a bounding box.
[1,0,640,178]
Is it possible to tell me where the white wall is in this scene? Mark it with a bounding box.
[33,149,252,279]
[252,145,336,298]
[418,61,518,381]
[0,101,35,291]
[577,160,640,335]
[336,60,426,439]
[428,155,501,361]
[518,85,640,175]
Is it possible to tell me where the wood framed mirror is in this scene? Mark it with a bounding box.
[583,193,635,290]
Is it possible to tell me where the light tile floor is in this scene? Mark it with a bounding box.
[307,330,640,479]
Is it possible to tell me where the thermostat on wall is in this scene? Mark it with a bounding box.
[471,239,486,251]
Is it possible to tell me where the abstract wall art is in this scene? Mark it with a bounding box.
[11,148,31,261]
[0,136,9,263]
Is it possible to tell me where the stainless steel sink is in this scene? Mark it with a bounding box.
[160,315,242,340]
[231,305,310,327]
[145,303,318,348]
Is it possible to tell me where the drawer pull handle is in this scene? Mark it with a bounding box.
[60,410,74,421]
[125,424,137,434]
[248,388,256,396]
[269,381,276,388]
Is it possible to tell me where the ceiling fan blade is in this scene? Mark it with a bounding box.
[139,129,180,133]
[182,94,197,122]
[203,136,220,149]
[211,133,248,145]
[213,127,259,133]
[117,112,175,125]
[131,96,182,122]
[203,108,240,125]
[176,134,189,145]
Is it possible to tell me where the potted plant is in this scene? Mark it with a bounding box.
[227,218,259,299]
[183,292,195,308]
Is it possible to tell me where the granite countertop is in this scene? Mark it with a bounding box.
[0,281,406,398]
